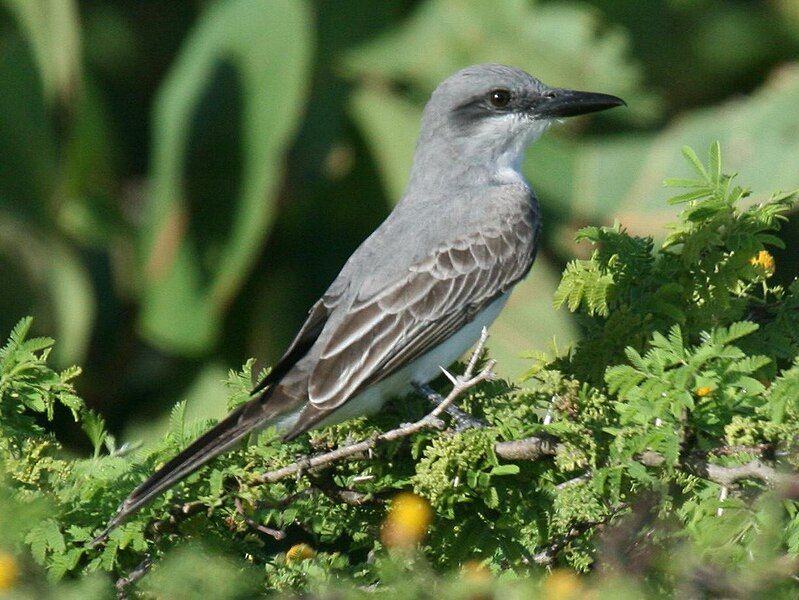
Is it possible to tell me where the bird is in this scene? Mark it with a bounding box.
[96,64,624,541]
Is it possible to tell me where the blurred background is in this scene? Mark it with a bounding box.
[1,0,799,448]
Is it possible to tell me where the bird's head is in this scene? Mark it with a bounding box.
[412,64,625,184]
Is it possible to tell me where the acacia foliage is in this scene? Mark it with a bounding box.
[2,144,799,598]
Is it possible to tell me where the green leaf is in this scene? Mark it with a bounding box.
[349,87,419,202]
[708,141,722,184]
[1,0,81,105]
[81,410,107,458]
[682,145,709,181]
[139,0,313,354]
[531,67,799,235]
[345,0,657,121]
[490,464,521,477]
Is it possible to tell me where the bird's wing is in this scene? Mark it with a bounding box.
[249,297,334,397]
[282,210,538,439]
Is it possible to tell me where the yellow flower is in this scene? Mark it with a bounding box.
[543,569,584,600]
[750,250,775,273]
[695,386,713,397]
[286,543,316,563]
[380,491,432,548]
[0,551,19,591]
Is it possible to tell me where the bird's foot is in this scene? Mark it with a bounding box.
[412,382,486,431]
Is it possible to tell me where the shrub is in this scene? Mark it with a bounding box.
[1,143,798,598]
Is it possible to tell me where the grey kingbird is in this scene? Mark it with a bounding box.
[97,64,624,538]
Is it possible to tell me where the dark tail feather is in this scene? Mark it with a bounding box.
[92,396,277,545]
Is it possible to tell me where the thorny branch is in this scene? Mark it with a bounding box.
[258,328,496,484]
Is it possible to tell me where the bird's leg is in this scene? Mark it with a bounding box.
[412,381,486,431]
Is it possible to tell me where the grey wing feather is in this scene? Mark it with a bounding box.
[282,209,538,439]
[250,281,347,397]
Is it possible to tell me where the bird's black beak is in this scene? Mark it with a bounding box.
[533,89,626,118]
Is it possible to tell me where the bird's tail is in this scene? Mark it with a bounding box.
[92,394,283,545]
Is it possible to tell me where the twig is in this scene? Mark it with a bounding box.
[258,328,495,484]
[494,435,559,461]
[710,443,772,457]
[532,523,594,566]
[555,472,592,490]
[306,473,380,506]
[115,555,153,600]
[234,497,285,540]
[413,381,486,431]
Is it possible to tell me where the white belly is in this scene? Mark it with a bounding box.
[310,291,510,429]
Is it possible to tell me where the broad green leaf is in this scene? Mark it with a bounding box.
[48,240,95,364]
[0,214,95,364]
[345,0,658,121]
[490,464,521,476]
[1,0,82,105]
[122,362,230,449]
[349,87,419,201]
[0,30,56,220]
[139,0,313,354]
[551,66,799,235]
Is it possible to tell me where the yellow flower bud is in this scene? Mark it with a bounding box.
[381,491,432,549]
[695,386,713,397]
[750,250,775,273]
[0,551,19,591]
[286,543,316,563]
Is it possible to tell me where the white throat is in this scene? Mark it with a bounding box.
[475,115,551,184]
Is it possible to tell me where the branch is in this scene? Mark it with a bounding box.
[494,435,559,461]
[234,497,285,540]
[638,450,794,488]
[531,522,595,566]
[686,457,791,488]
[258,328,495,484]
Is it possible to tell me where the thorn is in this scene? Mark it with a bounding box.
[439,366,459,385]
[717,486,728,516]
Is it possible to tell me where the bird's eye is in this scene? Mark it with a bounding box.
[488,89,511,108]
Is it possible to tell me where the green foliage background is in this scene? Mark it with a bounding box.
[1,0,799,597]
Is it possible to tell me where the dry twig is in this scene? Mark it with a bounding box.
[234,497,285,540]
[258,328,495,484]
